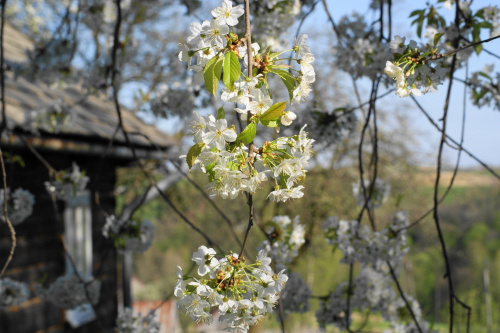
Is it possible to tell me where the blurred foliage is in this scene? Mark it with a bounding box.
[115,162,500,331]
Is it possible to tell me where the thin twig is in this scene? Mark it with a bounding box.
[342,89,395,116]
[0,147,14,279]
[399,65,468,233]
[155,184,223,253]
[172,162,243,248]
[110,0,225,263]
[125,131,244,250]
[433,5,461,330]
[16,134,57,175]
[345,263,354,332]
[294,0,319,39]
[0,0,6,133]
[410,96,500,181]
[388,262,423,333]
[388,0,392,41]
[355,82,376,229]
[425,34,500,62]
[0,0,15,280]
[321,0,342,41]
[239,0,254,259]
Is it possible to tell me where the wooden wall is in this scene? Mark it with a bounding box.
[0,145,125,332]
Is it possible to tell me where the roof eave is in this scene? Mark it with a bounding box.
[1,133,170,161]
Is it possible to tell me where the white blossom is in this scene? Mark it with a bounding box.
[0,187,35,226]
[177,248,287,333]
[116,308,160,333]
[200,19,230,49]
[0,278,29,307]
[37,274,101,310]
[211,0,244,27]
[45,163,89,200]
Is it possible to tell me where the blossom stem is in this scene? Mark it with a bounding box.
[424,34,500,62]
[0,0,16,280]
[0,147,14,279]
[239,0,254,259]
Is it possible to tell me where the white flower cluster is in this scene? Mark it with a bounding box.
[309,110,357,147]
[189,116,314,202]
[352,178,391,209]
[257,215,305,268]
[124,220,155,254]
[256,215,310,317]
[102,215,154,253]
[322,212,410,265]
[116,307,160,333]
[0,278,30,307]
[319,212,435,331]
[278,271,311,317]
[149,82,195,119]
[423,25,473,68]
[179,0,315,203]
[335,14,391,80]
[45,162,89,200]
[22,98,74,134]
[175,246,288,333]
[385,36,447,97]
[178,0,242,76]
[36,274,101,310]
[442,2,499,37]
[419,3,500,75]
[316,261,434,332]
[251,0,302,51]
[469,64,500,111]
[316,262,397,330]
[291,34,316,104]
[484,6,500,37]
[0,187,35,226]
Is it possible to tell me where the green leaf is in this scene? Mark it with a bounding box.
[226,160,240,171]
[438,16,446,27]
[3,153,25,167]
[261,118,279,128]
[273,69,296,101]
[478,72,492,80]
[279,173,288,188]
[409,9,425,18]
[139,89,149,102]
[433,33,444,46]
[417,19,424,38]
[474,9,485,19]
[186,142,205,170]
[203,54,224,97]
[203,55,218,74]
[476,88,488,100]
[472,28,482,54]
[269,52,281,60]
[261,101,287,121]
[411,17,421,25]
[217,106,225,120]
[474,43,483,55]
[472,27,481,43]
[236,123,256,144]
[223,51,241,90]
[205,161,217,181]
[475,21,494,29]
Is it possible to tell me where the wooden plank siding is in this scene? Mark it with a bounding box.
[0,150,120,332]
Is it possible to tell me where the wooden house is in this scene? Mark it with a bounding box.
[0,22,177,332]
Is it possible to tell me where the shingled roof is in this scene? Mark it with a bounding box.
[2,21,177,159]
